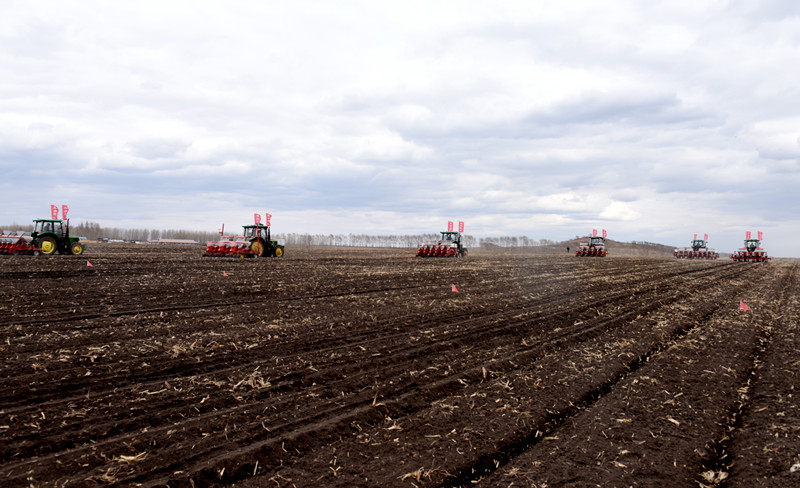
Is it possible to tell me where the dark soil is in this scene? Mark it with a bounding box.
[1,244,797,487]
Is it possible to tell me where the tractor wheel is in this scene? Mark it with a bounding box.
[250,240,265,257]
[275,246,284,257]
[460,249,468,257]
[70,242,84,255]
[38,237,57,255]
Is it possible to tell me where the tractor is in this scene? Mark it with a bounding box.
[674,235,719,259]
[730,232,771,262]
[576,232,607,257]
[30,219,85,255]
[204,223,285,258]
[417,231,468,257]
[241,223,285,257]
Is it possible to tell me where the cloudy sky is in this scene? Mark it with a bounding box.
[2,1,799,255]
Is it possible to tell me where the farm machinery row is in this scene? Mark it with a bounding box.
[673,231,771,262]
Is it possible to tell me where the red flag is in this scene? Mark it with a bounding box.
[254,213,261,225]
[86,261,93,267]
[451,284,459,293]
[739,301,750,311]
[265,213,272,226]
[593,229,597,237]
[602,229,607,238]
[458,221,464,233]
[704,233,708,241]
[694,233,697,240]
[51,205,59,219]
[448,221,454,232]
[223,272,229,277]
[746,231,751,239]
[758,231,763,241]
[62,205,69,220]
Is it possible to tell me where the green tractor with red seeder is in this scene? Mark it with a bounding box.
[417,221,468,257]
[204,214,285,258]
[1,218,85,256]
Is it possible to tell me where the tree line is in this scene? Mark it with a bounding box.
[2,220,562,248]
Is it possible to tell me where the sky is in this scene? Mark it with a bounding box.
[1,1,799,256]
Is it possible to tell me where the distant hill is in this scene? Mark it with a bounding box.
[477,238,677,258]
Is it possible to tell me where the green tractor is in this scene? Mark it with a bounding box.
[241,223,285,257]
[30,219,85,255]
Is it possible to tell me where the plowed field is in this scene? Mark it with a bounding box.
[1,245,798,487]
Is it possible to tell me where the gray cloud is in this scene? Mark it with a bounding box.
[1,1,799,256]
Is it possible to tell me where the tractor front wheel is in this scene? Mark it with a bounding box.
[38,237,57,255]
[275,246,284,257]
[70,242,84,255]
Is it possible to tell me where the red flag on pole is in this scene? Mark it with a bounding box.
[458,221,464,233]
[223,272,229,277]
[62,205,69,220]
[451,284,459,293]
[86,261,93,267]
[746,231,751,239]
[602,229,607,238]
[704,233,708,241]
[254,213,261,225]
[694,233,697,240]
[51,205,58,219]
[448,221,454,232]
[265,213,272,226]
[758,231,763,241]
[739,301,750,311]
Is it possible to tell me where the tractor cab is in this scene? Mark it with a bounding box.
[439,231,461,244]
[745,239,760,252]
[242,223,271,241]
[589,236,605,247]
[32,219,64,238]
[690,239,707,251]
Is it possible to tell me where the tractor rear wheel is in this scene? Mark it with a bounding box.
[70,242,84,255]
[250,240,265,257]
[38,237,57,255]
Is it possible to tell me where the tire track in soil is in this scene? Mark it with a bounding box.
[113,265,754,486]
[469,263,791,487]
[712,263,800,487]
[0,262,732,478]
[247,264,770,487]
[0,254,752,486]
[0,260,728,413]
[0,261,736,422]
